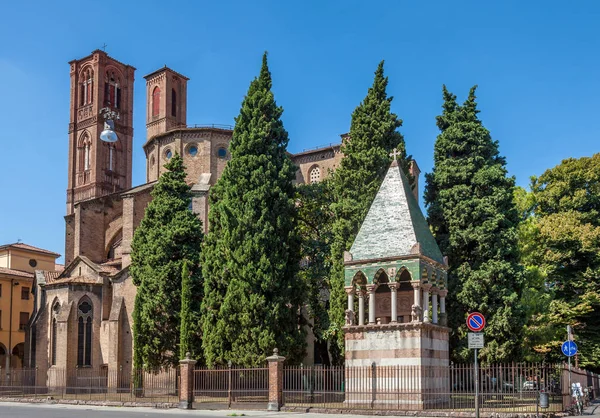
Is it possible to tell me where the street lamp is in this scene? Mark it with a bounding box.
[99,108,119,143]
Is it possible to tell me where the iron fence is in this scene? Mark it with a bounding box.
[193,364,268,407]
[283,363,600,412]
[0,362,598,413]
[0,366,179,403]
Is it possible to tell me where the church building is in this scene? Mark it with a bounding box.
[26,50,421,377]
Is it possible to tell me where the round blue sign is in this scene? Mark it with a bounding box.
[561,341,578,357]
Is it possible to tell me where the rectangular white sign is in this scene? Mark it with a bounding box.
[468,332,484,349]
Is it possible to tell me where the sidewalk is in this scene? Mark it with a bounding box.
[583,400,600,417]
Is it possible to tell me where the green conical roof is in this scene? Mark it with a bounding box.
[349,160,444,264]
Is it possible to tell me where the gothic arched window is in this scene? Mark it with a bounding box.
[84,143,91,171]
[51,301,60,366]
[78,133,92,176]
[51,318,57,365]
[152,86,161,117]
[309,166,321,183]
[77,299,93,366]
[107,144,116,172]
[80,68,94,106]
[171,89,177,117]
[104,71,121,109]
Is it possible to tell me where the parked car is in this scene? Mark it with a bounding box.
[523,380,537,390]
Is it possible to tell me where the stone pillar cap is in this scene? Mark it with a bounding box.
[266,348,286,362]
[179,352,197,365]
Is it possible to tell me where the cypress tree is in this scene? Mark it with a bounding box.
[200,53,305,367]
[131,153,204,369]
[328,61,409,361]
[180,260,203,359]
[424,86,525,362]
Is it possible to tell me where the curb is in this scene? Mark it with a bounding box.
[0,397,178,409]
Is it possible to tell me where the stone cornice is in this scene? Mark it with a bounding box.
[343,321,451,334]
[344,253,448,270]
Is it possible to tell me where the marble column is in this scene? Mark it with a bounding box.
[439,289,448,326]
[388,282,398,323]
[410,281,421,322]
[432,290,439,324]
[345,286,355,326]
[366,284,377,325]
[358,290,365,326]
[345,286,355,312]
[422,284,432,323]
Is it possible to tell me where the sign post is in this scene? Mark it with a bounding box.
[467,313,486,418]
[562,337,578,398]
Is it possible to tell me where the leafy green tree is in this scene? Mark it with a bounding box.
[296,180,335,365]
[328,61,409,362]
[513,187,553,361]
[523,154,600,369]
[200,53,305,367]
[131,154,204,369]
[424,86,525,363]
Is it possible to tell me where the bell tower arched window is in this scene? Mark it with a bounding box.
[152,86,161,117]
[78,132,92,177]
[171,89,177,117]
[77,299,93,366]
[80,68,94,106]
[104,71,122,109]
[108,144,115,172]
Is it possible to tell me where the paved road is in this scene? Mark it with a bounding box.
[4,401,600,418]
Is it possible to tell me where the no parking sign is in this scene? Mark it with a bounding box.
[466,312,486,332]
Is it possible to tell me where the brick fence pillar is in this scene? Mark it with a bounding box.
[179,352,197,409]
[266,348,285,411]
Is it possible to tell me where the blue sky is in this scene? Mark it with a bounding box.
[0,1,598,262]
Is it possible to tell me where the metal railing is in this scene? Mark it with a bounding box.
[301,142,341,153]
[187,124,234,130]
[193,364,268,407]
[283,363,599,412]
[1,362,598,413]
[0,366,179,403]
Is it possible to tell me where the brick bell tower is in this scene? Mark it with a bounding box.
[66,50,135,215]
[144,66,188,139]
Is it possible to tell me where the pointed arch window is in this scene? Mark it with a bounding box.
[171,89,177,117]
[78,133,92,176]
[77,299,93,366]
[107,144,116,172]
[80,68,94,106]
[84,143,91,171]
[309,166,321,183]
[104,71,122,109]
[51,318,57,365]
[152,86,161,117]
[51,301,60,366]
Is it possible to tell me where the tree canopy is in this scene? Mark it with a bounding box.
[519,154,600,369]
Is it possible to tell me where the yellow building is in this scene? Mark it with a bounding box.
[0,243,60,369]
